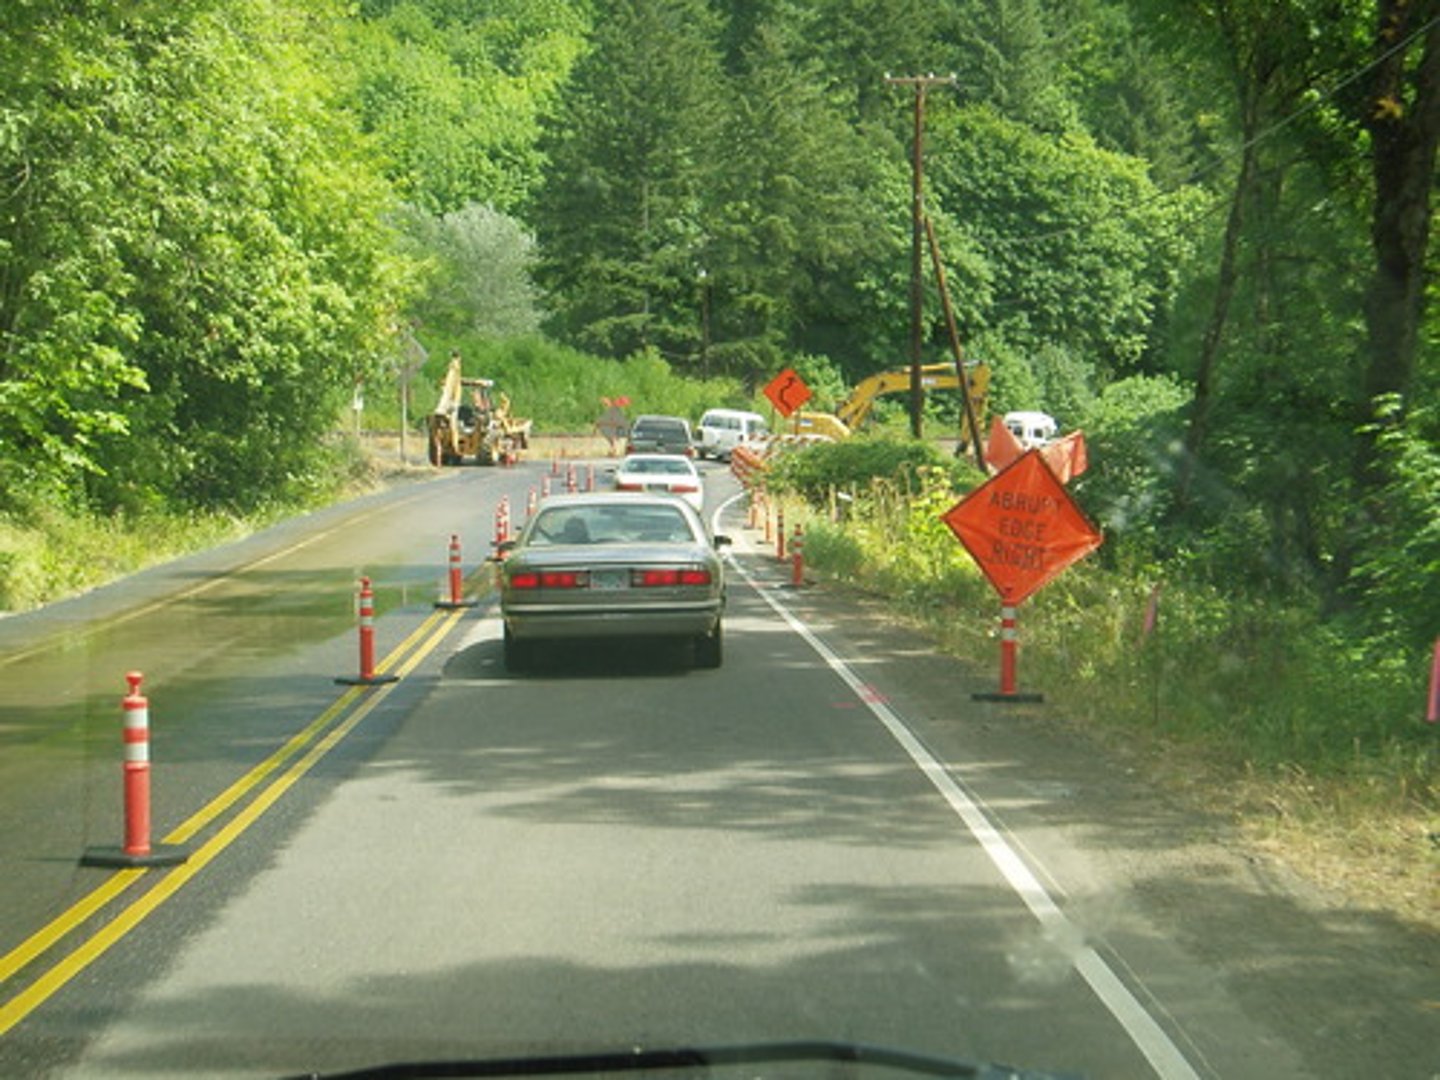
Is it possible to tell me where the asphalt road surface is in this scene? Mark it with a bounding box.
[0,460,1435,1079]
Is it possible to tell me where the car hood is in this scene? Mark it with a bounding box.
[284,1039,1081,1079]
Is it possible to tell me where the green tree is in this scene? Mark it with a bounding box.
[703,3,895,383]
[1354,1,1440,483]
[393,203,541,337]
[1145,1,1340,507]
[798,0,944,124]
[345,0,588,214]
[531,0,726,361]
[0,1,412,515]
[0,2,162,510]
[928,104,1201,376]
[948,0,1078,132]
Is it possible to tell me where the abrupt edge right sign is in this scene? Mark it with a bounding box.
[941,449,1103,605]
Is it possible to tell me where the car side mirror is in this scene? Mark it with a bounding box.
[713,534,732,549]
[491,539,518,560]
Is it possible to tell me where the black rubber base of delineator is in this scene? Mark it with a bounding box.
[433,598,479,609]
[81,843,191,869]
[334,673,401,686]
[971,691,1045,703]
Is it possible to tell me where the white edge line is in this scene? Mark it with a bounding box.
[718,493,1200,1080]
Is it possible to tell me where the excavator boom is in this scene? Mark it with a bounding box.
[794,361,989,447]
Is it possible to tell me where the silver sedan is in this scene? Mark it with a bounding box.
[498,492,729,671]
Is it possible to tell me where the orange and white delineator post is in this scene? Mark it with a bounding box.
[121,673,151,857]
[336,577,399,686]
[80,673,189,868]
[971,604,1043,704]
[789,524,805,587]
[498,495,512,544]
[435,534,479,609]
[1000,605,1018,695]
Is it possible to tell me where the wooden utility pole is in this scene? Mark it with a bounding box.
[885,73,957,438]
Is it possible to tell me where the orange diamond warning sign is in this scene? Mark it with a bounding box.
[941,450,1102,605]
[763,368,812,417]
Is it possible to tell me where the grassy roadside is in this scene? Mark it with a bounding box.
[0,507,262,613]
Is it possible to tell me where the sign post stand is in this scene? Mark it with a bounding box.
[972,604,1042,703]
[972,603,1043,703]
[941,450,1103,703]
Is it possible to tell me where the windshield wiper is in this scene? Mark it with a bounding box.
[286,1040,1083,1080]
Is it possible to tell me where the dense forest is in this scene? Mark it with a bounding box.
[1,0,1436,652]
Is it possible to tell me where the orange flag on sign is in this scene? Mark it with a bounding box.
[984,415,1024,472]
[1041,430,1089,484]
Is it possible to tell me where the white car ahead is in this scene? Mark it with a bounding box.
[611,453,705,513]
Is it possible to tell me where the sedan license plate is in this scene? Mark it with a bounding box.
[591,568,629,590]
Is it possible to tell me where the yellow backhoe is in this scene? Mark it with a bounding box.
[426,353,532,466]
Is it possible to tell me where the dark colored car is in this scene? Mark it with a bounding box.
[625,414,695,456]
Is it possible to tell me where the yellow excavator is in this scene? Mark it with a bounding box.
[791,360,990,448]
[426,353,532,466]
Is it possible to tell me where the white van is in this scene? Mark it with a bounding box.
[1003,410,1058,449]
[696,408,769,461]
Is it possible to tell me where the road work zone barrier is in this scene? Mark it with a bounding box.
[730,445,766,489]
[81,673,190,869]
[942,450,1103,703]
[789,524,806,588]
[336,577,399,686]
[435,534,478,610]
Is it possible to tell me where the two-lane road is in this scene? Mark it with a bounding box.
[0,461,1433,1078]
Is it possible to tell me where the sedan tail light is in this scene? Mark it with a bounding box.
[509,570,590,589]
[631,567,712,587]
[670,483,699,494]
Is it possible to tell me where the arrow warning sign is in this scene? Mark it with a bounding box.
[941,449,1102,605]
[763,368,812,418]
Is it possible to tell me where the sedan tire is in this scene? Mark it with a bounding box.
[693,622,723,669]
[503,625,534,673]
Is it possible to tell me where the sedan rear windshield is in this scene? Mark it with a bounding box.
[530,504,695,545]
[622,458,694,475]
[632,420,688,437]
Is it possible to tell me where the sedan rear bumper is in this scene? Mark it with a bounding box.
[504,602,722,641]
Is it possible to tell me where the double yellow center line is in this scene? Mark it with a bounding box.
[0,601,471,1037]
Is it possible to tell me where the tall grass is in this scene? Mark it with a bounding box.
[0,437,374,612]
[0,507,251,611]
